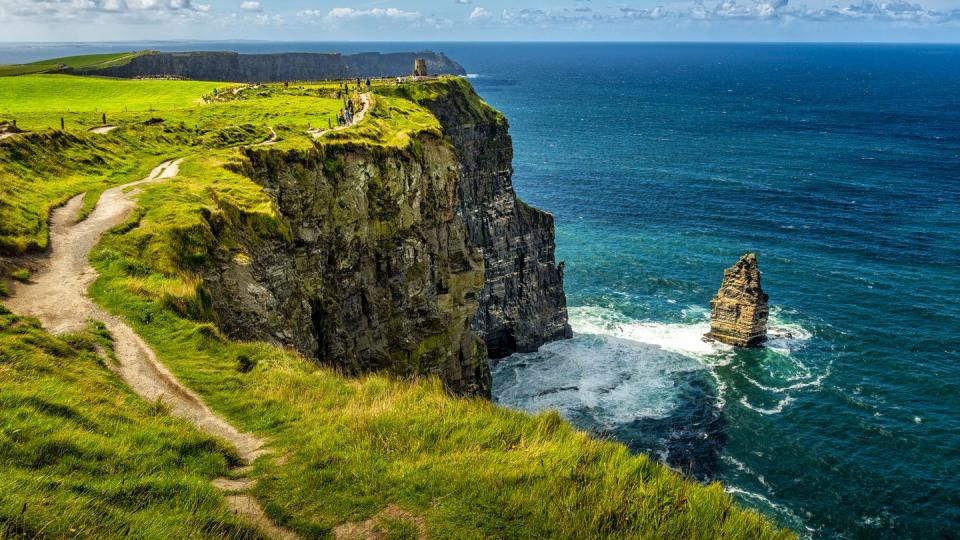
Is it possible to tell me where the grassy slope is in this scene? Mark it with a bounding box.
[0,51,147,77]
[34,51,145,69]
[86,155,789,538]
[0,305,263,538]
[1,74,793,538]
[0,76,353,254]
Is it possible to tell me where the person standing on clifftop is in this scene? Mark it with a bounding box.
[366,79,371,91]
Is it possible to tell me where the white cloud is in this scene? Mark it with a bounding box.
[325,7,423,21]
[467,0,959,25]
[294,6,452,28]
[469,7,491,20]
[240,1,261,12]
[3,0,209,20]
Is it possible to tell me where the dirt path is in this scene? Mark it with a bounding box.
[89,125,119,134]
[5,160,298,540]
[253,126,277,146]
[307,93,371,139]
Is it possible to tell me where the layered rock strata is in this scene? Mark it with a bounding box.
[706,253,768,347]
[201,80,570,396]
[412,80,573,358]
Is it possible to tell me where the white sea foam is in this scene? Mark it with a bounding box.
[739,395,796,415]
[739,364,832,394]
[722,455,771,488]
[565,305,824,417]
[725,486,814,536]
[493,334,700,426]
[570,306,730,358]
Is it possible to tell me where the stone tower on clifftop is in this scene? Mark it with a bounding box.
[706,253,769,347]
[413,58,428,77]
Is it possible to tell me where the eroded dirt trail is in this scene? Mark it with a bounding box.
[6,160,298,539]
[307,92,371,138]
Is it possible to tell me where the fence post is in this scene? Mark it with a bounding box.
[102,113,106,125]
[60,117,64,130]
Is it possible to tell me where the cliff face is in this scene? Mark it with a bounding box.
[201,80,569,396]
[82,51,465,82]
[411,81,573,357]
[706,253,769,347]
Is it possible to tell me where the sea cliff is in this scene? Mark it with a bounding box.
[79,51,465,82]
[200,79,570,396]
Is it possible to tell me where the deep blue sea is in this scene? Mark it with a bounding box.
[3,42,958,538]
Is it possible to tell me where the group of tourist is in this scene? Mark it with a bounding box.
[335,80,372,127]
[337,94,360,127]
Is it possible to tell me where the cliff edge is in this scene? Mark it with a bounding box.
[201,78,570,396]
[78,51,465,82]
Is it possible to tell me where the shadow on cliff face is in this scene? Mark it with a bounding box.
[491,333,727,482]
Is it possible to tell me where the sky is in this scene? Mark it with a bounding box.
[0,0,958,42]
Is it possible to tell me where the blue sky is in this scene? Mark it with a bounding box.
[0,0,958,42]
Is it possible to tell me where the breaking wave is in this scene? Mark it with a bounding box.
[492,302,827,510]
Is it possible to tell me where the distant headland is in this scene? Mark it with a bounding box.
[0,50,466,82]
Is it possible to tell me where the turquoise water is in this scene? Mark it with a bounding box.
[4,42,958,538]
[465,43,960,538]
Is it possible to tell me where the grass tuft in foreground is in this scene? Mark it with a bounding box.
[0,306,263,538]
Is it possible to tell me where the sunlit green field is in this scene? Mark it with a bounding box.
[0,75,376,253]
[0,51,147,77]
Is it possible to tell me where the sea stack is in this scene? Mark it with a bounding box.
[706,253,769,347]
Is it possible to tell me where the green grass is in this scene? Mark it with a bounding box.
[78,149,792,539]
[9,269,29,283]
[0,76,450,255]
[0,128,181,254]
[0,75,220,128]
[33,51,146,70]
[0,306,263,538]
[0,73,793,538]
[0,64,57,77]
[0,51,149,77]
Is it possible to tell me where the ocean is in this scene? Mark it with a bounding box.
[3,41,958,538]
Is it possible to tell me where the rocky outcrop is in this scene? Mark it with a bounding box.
[408,79,573,358]
[80,51,465,82]
[200,79,570,397]
[706,253,768,347]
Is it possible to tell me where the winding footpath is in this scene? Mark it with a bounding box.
[5,160,298,540]
[307,93,371,138]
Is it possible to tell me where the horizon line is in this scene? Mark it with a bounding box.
[1,39,960,46]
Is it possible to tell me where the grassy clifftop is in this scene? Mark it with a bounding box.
[0,74,792,538]
[0,51,149,77]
